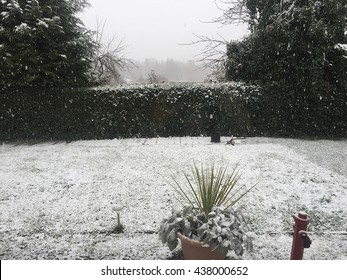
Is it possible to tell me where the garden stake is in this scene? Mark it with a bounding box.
[112,205,125,233]
[290,211,311,260]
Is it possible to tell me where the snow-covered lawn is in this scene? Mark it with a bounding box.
[0,137,346,260]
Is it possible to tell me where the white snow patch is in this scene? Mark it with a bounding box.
[0,137,346,260]
[335,44,347,51]
[14,23,30,33]
[1,11,9,19]
[37,19,48,28]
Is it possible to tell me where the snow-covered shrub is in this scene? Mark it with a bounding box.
[0,83,258,140]
[159,206,254,259]
[254,81,347,137]
[1,80,346,140]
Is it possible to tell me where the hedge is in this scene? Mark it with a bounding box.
[253,81,347,137]
[1,82,346,141]
[0,83,259,141]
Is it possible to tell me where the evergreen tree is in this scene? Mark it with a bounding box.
[226,0,347,86]
[224,0,347,135]
[0,0,94,90]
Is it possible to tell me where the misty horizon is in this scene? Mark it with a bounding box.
[79,0,248,63]
[119,58,212,84]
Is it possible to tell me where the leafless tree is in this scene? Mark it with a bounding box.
[185,32,229,81]
[211,0,251,26]
[212,0,298,31]
[147,70,167,84]
[184,1,251,81]
[91,19,135,85]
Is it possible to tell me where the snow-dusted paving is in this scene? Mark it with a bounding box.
[0,137,346,260]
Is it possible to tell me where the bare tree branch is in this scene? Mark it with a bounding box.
[181,32,229,81]
[211,0,250,25]
[180,1,252,80]
[91,18,135,85]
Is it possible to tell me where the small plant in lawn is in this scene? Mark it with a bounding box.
[159,161,256,259]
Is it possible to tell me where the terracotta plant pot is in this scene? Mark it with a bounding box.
[177,232,224,260]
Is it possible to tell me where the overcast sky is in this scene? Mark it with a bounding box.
[79,0,249,62]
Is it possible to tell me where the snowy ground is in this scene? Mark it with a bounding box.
[0,137,346,260]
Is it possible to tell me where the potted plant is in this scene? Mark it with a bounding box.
[159,162,256,259]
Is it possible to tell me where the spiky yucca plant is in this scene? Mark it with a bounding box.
[173,162,255,215]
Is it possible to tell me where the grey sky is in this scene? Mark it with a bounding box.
[79,0,249,62]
